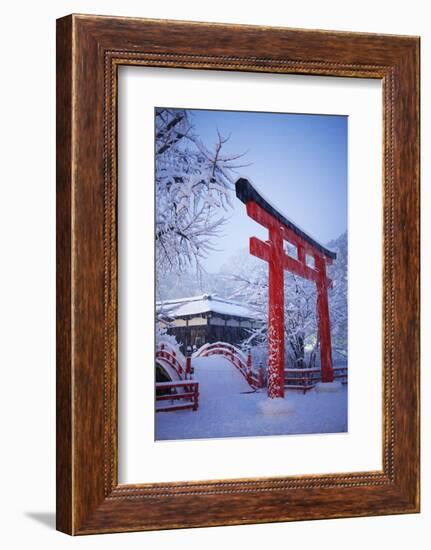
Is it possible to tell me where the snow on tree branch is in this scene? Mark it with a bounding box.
[155,108,248,279]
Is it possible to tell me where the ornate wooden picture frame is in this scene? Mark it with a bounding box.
[56,14,420,535]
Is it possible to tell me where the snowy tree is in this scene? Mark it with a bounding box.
[155,108,247,284]
[284,274,318,368]
[223,232,348,368]
[327,232,348,362]
[226,256,318,368]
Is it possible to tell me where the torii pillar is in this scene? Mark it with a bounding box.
[267,226,285,398]
[235,178,336,399]
[315,255,334,385]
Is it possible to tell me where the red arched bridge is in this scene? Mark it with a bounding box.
[155,341,263,413]
[193,342,264,390]
[155,341,198,412]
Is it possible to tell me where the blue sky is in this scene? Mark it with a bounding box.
[188,109,347,272]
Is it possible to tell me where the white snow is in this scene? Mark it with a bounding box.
[155,356,347,440]
[157,294,258,319]
[193,341,248,362]
[193,355,251,397]
[314,381,344,393]
[257,398,295,416]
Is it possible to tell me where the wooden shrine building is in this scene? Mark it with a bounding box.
[157,294,260,353]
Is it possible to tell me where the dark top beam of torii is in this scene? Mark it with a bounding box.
[235,178,337,399]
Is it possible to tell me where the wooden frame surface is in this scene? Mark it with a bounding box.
[56,14,420,535]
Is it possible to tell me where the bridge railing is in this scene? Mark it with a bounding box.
[155,380,199,412]
[193,342,264,389]
[156,341,191,379]
[284,366,348,393]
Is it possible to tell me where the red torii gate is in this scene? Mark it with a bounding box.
[236,178,337,399]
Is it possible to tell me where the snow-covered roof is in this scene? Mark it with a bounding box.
[157,294,258,320]
[235,178,337,260]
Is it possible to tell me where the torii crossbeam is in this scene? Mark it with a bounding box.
[236,178,337,399]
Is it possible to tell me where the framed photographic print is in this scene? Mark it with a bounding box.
[56,14,420,535]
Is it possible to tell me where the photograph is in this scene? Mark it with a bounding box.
[154,107,348,440]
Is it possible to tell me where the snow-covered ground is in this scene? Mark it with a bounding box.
[155,356,347,441]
